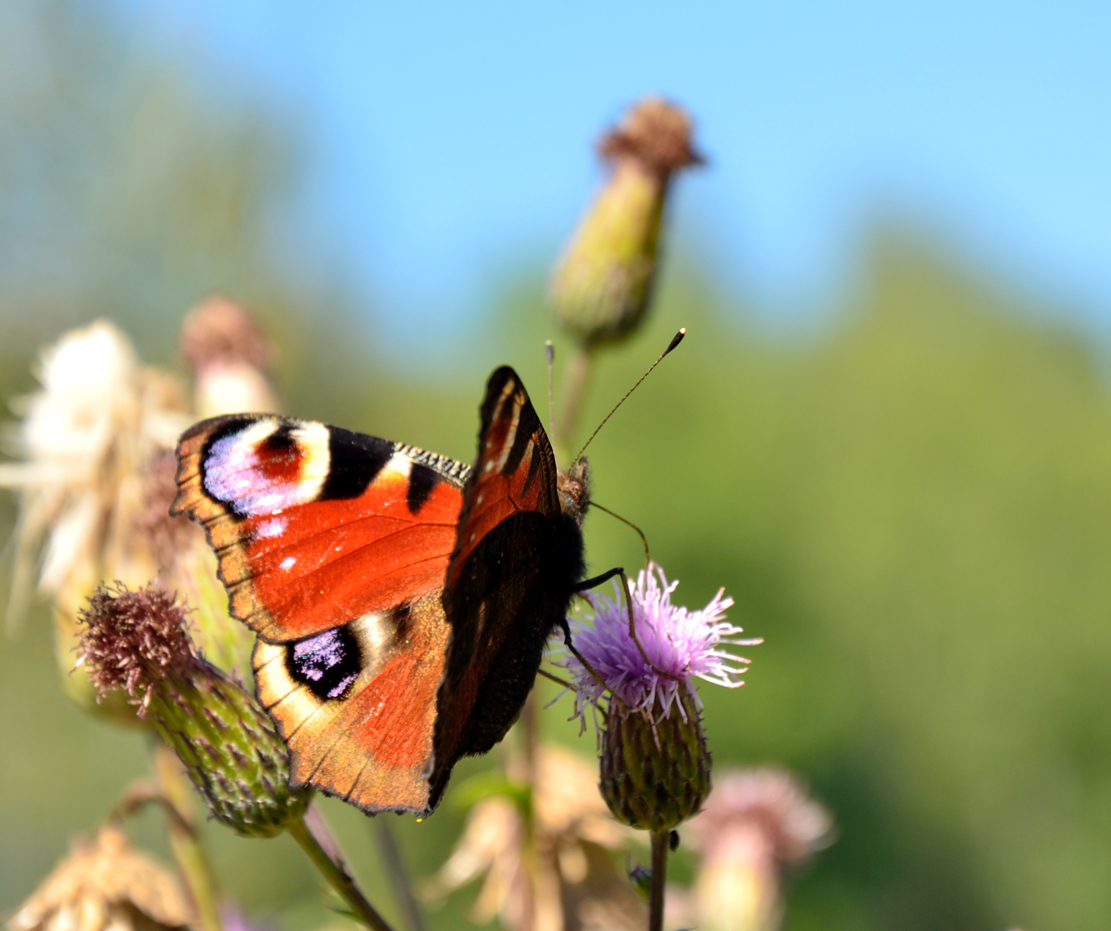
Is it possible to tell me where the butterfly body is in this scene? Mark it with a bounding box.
[172,367,588,815]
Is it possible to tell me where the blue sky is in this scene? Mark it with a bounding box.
[122,1,1110,342]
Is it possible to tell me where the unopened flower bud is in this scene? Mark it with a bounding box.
[180,296,279,417]
[599,682,711,832]
[551,97,702,347]
[78,584,311,837]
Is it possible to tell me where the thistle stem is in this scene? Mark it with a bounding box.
[152,744,223,931]
[289,809,394,931]
[648,829,669,931]
[555,342,594,461]
[371,818,426,931]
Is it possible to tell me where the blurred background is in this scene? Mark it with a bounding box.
[2,1,1111,929]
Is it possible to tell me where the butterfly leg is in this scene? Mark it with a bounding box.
[575,566,680,681]
[613,568,681,682]
[557,614,627,704]
[537,667,575,689]
[573,567,624,591]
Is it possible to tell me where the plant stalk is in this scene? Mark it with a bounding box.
[289,807,395,931]
[371,818,426,931]
[555,342,594,462]
[648,829,669,931]
[152,743,223,931]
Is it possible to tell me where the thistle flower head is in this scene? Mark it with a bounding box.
[685,769,834,931]
[0,321,191,625]
[0,317,259,684]
[561,562,759,726]
[77,584,195,705]
[77,584,311,837]
[687,768,834,868]
[180,296,280,417]
[561,563,760,834]
[550,97,703,347]
[598,96,704,177]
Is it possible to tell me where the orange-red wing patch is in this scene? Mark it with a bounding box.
[173,415,467,641]
[253,592,449,814]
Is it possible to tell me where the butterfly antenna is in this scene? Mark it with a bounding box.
[545,340,557,451]
[571,328,686,466]
[589,500,651,568]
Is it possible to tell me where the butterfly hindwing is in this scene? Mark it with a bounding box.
[253,593,448,813]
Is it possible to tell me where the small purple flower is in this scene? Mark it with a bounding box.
[560,562,760,726]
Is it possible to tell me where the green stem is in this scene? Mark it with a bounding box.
[371,818,426,931]
[555,341,594,463]
[289,808,394,931]
[152,744,223,931]
[648,829,669,931]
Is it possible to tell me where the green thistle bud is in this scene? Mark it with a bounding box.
[599,682,711,833]
[551,97,702,347]
[78,584,311,837]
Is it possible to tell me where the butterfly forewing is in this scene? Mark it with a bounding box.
[430,368,585,807]
[446,368,561,590]
[173,414,467,640]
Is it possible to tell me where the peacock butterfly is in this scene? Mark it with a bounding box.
[172,367,591,816]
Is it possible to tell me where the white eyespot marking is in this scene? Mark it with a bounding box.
[280,557,296,571]
[291,421,330,499]
[350,612,389,659]
[257,517,287,539]
[385,452,413,479]
[203,419,331,517]
[476,492,485,506]
[483,460,495,473]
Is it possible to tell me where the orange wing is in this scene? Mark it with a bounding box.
[172,414,468,814]
[173,415,467,640]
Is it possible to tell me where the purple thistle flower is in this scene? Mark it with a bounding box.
[560,562,760,726]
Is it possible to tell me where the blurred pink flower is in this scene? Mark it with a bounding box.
[686,768,834,931]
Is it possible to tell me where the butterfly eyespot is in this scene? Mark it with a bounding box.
[280,557,296,570]
[286,627,362,701]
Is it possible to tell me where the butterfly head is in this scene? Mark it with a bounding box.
[557,456,590,526]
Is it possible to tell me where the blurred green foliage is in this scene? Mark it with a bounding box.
[3,3,1111,931]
